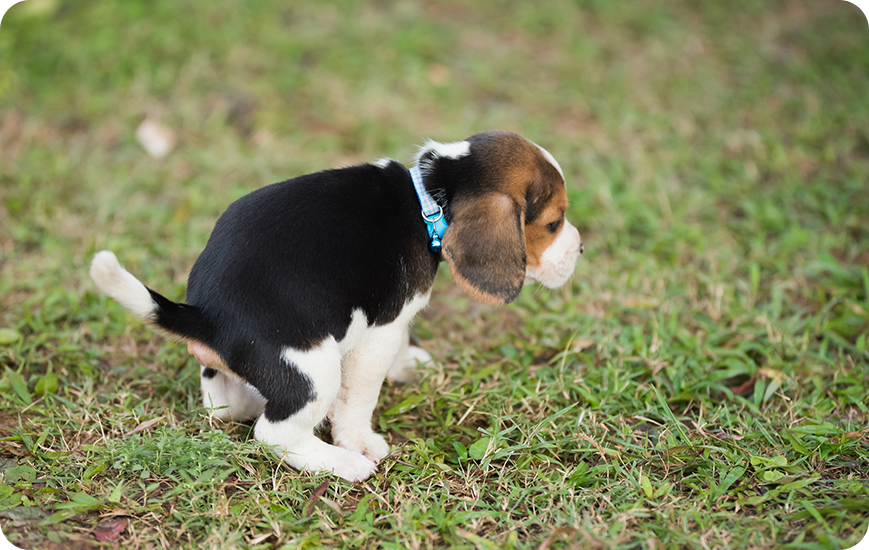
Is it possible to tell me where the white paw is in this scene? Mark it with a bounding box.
[257,424,380,482]
[269,440,379,482]
[324,449,378,482]
[386,345,433,383]
[334,430,391,464]
[407,345,432,364]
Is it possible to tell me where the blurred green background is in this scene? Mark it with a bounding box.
[0,1,868,549]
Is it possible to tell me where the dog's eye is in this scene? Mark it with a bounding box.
[546,220,560,233]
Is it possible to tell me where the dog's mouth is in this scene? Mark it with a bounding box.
[525,252,580,288]
[525,224,582,289]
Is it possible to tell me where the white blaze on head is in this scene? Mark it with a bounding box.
[532,142,564,181]
[414,139,471,172]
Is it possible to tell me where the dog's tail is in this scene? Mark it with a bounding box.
[89,250,214,347]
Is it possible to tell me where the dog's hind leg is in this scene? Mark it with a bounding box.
[385,333,433,383]
[200,367,266,422]
[253,338,377,482]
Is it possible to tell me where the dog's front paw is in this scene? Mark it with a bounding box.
[272,441,378,482]
[334,430,390,464]
[327,450,378,482]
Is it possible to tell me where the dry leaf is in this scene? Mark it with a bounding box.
[94,519,129,542]
[571,339,594,352]
[125,416,164,437]
[135,119,176,158]
[303,480,330,517]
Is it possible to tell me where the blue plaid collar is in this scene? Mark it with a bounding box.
[409,166,448,254]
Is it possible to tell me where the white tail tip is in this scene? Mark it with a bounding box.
[90,250,156,320]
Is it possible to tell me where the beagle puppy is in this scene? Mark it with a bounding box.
[90,130,583,481]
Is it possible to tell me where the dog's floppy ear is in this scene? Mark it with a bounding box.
[442,193,526,305]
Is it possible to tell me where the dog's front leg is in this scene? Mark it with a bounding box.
[329,325,407,463]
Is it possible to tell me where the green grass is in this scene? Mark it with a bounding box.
[1,0,868,548]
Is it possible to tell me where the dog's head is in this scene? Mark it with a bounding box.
[415,130,583,305]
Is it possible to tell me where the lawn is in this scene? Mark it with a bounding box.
[1,0,868,548]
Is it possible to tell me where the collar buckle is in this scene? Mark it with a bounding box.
[410,166,448,254]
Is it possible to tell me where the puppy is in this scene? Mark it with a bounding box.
[90,130,583,481]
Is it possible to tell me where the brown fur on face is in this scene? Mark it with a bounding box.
[524,194,568,269]
[442,131,569,304]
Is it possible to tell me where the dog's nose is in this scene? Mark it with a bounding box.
[579,241,585,255]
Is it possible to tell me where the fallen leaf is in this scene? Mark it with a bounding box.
[135,119,176,158]
[729,376,757,396]
[303,480,329,517]
[125,416,164,436]
[94,519,129,542]
[571,339,595,352]
[713,432,745,441]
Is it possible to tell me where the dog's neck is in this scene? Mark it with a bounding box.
[409,165,448,254]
